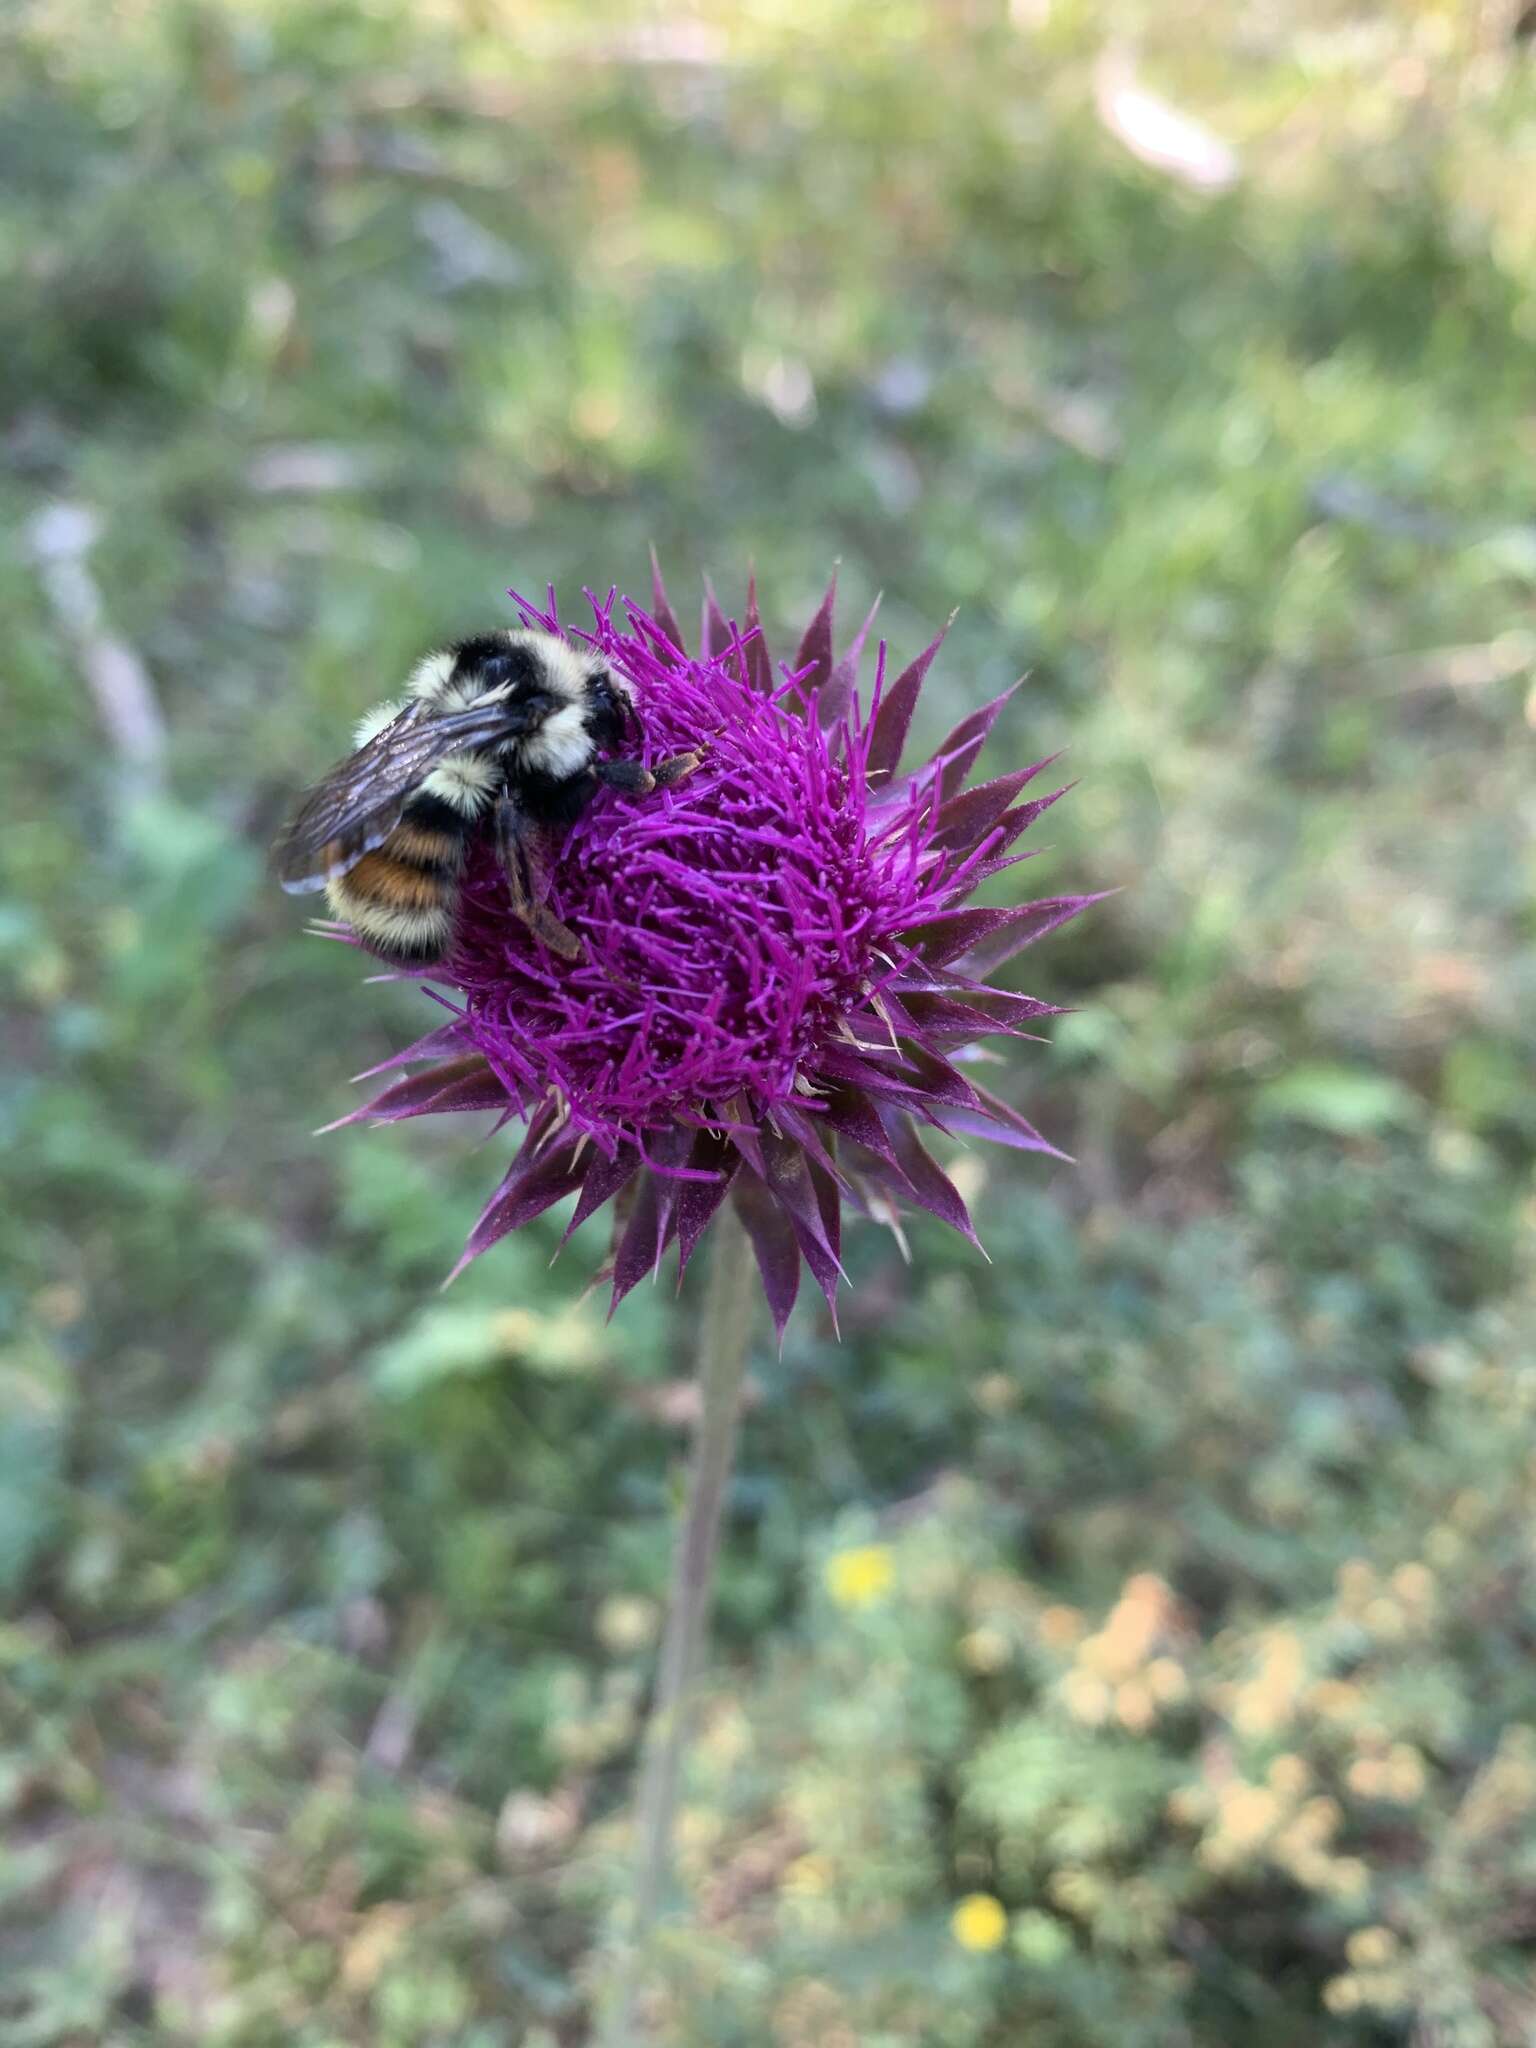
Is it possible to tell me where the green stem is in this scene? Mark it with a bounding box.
[604,1201,758,2043]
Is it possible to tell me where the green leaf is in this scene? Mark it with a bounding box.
[0,1338,68,1601]
[369,1303,606,1397]
[1254,1064,1419,1136]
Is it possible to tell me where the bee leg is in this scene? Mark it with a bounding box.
[594,750,702,796]
[652,749,703,789]
[493,793,582,961]
[594,758,656,795]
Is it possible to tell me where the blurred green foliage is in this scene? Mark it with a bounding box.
[3,0,1535,2041]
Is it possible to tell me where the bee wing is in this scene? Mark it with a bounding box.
[273,695,534,894]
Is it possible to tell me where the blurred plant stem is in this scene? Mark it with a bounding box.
[604,1202,758,2045]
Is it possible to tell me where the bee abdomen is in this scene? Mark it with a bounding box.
[327,814,465,964]
[385,817,468,871]
[347,851,453,910]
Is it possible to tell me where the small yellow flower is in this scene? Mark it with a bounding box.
[961,1625,1011,1673]
[1037,1604,1084,1648]
[1114,1678,1156,1733]
[824,1544,895,1610]
[1267,1753,1311,1801]
[951,1892,1009,1952]
[1059,1669,1112,1727]
[783,1853,833,1897]
[1323,1974,1362,2015]
[1347,1926,1399,1970]
[1146,1656,1188,1705]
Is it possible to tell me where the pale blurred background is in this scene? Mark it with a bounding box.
[4,3,1536,2042]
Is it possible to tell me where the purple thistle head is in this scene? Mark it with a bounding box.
[330,565,1100,1338]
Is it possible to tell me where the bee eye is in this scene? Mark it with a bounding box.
[480,654,512,688]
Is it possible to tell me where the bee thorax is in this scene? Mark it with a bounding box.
[515,702,594,781]
[420,750,499,817]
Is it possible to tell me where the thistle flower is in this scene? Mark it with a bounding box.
[331,566,1099,1337]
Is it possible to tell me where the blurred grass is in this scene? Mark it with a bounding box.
[3,0,1535,2041]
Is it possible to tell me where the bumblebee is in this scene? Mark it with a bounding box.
[274,628,698,963]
